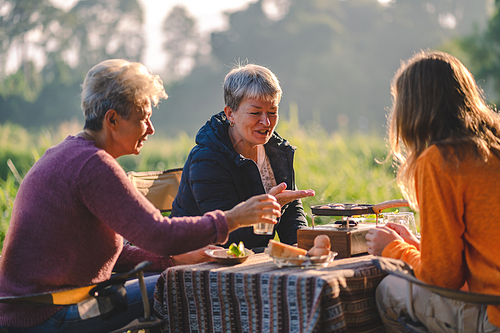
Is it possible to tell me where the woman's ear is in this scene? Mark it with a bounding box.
[224,106,234,123]
[104,109,118,129]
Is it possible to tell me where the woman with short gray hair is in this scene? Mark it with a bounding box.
[172,63,314,250]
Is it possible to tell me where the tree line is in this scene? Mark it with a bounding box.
[0,0,498,136]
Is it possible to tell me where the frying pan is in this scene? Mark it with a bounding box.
[310,199,409,217]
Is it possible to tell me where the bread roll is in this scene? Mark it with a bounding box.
[265,240,307,258]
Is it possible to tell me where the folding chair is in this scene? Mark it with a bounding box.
[373,257,500,332]
[127,168,183,214]
[0,261,161,333]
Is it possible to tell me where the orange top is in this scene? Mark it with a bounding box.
[382,144,500,327]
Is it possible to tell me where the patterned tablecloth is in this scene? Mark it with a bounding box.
[153,254,387,333]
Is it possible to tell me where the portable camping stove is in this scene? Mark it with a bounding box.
[297,199,409,258]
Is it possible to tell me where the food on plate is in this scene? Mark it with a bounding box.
[265,240,307,258]
[266,235,333,260]
[308,235,331,257]
[266,237,336,268]
[227,241,246,257]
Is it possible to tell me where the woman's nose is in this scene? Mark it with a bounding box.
[147,119,155,135]
[260,114,270,126]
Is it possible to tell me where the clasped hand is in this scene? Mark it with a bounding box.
[365,222,420,256]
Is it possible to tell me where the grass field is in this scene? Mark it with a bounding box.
[0,113,405,251]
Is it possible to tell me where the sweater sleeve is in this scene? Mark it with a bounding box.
[414,150,466,289]
[114,244,173,272]
[382,148,466,290]
[382,240,421,268]
[76,152,229,258]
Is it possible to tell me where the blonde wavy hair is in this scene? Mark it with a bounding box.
[81,59,167,130]
[388,51,500,209]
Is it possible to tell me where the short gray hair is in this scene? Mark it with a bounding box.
[223,64,282,111]
[81,59,167,130]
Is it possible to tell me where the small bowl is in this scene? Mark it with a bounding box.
[271,251,338,268]
[205,248,254,265]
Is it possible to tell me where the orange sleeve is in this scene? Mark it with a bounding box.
[382,239,421,267]
[382,147,466,290]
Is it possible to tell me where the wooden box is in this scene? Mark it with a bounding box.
[297,223,375,259]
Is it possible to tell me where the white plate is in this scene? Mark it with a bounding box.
[205,248,254,265]
[270,251,338,268]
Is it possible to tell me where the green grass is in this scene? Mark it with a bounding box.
[275,111,402,224]
[0,114,405,251]
[0,174,16,247]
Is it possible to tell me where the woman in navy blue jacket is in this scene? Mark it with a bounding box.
[171,64,314,249]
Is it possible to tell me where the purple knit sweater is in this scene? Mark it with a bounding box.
[0,136,229,327]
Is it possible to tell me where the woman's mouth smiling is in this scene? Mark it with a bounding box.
[256,129,269,135]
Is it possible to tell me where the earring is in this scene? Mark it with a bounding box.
[229,121,235,127]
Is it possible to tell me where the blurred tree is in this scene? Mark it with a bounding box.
[455,0,500,105]
[0,0,67,100]
[155,0,489,136]
[0,0,145,129]
[66,0,144,74]
[162,5,201,82]
[0,0,65,78]
[0,0,491,135]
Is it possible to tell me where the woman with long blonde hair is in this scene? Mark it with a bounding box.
[366,51,500,332]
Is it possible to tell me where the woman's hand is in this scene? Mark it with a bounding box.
[268,182,315,207]
[171,244,222,266]
[224,194,281,232]
[365,225,404,256]
[385,222,420,250]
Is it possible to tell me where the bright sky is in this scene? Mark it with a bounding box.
[50,0,256,72]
